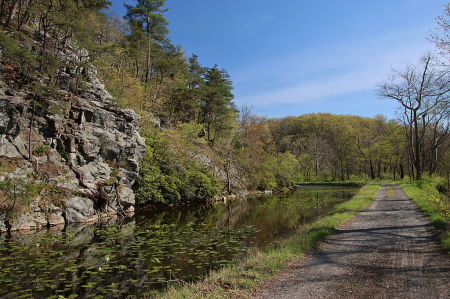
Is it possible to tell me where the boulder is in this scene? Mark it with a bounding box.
[118,186,135,208]
[73,164,98,187]
[47,205,65,226]
[64,197,97,223]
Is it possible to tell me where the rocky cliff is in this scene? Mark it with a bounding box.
[0,52,146,232]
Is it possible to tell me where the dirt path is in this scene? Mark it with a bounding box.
[254,183,450,299]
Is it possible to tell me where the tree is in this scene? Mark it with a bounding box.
[239,112,268,187]
[306,135,330,178]
[124,0,169,83]
[199,65,237,142]
[377,55,450,180]
[383,120,407,180]
[430,4,450,64]
[169,54,204,123]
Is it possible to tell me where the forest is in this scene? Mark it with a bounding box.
[1,0,450,205]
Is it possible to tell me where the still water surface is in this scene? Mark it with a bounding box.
[0,185,358,298]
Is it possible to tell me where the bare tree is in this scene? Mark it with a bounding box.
[306,135,331,177]
[377,55,450,180]
[430,4,450,65]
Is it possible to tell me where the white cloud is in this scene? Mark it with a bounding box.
[232,25,436,108]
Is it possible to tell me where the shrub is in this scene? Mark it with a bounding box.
[134,128,220,206]
[32,145,49,156]
[135,159,220,206]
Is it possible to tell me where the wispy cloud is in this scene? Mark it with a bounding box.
[233,25,436,108]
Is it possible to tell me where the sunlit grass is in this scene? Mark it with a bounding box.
[332,183,380,214]
[152,182,381,299]
[385,185,396,198]
[397,181,450,251]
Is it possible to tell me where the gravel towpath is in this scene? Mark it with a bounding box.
[255,183,450,299]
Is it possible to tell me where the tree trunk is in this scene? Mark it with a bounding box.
[145,16,151,83]
[413,111,422,180]
[28,99,35,161]
[4,0,19,27]
[226,154,231,193]
[0,0,6,25]
[18,5,29,30]
[369,160,375,180]
[315,159,318,177]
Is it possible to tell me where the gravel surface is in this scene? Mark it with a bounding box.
[254,183,450,299]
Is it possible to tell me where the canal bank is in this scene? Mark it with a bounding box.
[151,183,380,299]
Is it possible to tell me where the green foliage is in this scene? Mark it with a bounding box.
[255,168,277,191]
[49,103,62,114]
[0,178,42,219]
[181,162,220,200]
[31,145,49,156]
[179,122,207,144]
[0,31,37,71]
[398,178,450,249]
[199,66,237,141]
[135,129,220,205]
[250,152,299,190]
[136,162,179,203]
[124,0,169,39]
[275,151,298,187]
[136,159,220,205]
[104,177,118,186]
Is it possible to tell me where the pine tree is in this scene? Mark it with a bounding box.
[124,0,169,83]
[200,65,237,142]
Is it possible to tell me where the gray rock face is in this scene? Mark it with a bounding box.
[193,153,246,193]
[0,61,146,232]
[64,197,97,223]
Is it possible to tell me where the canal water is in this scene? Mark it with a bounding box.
[0,185,358,298]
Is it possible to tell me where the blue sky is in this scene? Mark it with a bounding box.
[109,0,447,120]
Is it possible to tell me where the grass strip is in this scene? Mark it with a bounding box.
[147,182,381,299]
[397,182,450,252]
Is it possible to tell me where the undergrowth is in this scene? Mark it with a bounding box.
[145,182,380,299]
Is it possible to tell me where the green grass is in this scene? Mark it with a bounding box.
[396,182,424,201]
[396,181,450,251]
[385,185,396,198]
[148,182,381,299]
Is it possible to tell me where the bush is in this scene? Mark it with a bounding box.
[134,129,220,206]
[0,178,43,219]
[324,176,337,182]
[135,160,220,206]
[181,163,220,201]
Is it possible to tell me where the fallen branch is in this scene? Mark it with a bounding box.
[143,279,188,285]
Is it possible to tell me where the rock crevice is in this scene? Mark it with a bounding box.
[0,62,146,232]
